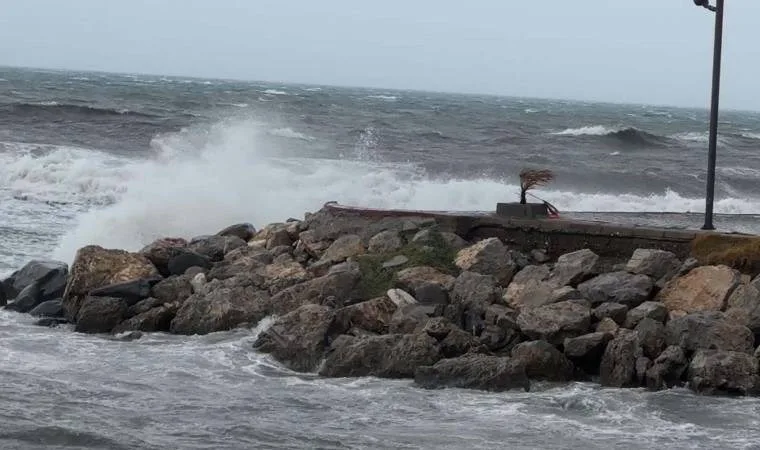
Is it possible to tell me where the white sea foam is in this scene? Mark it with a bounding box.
[268,127,314,141]
[742,132,760,140]
[367,95,398,101]
[263,89,288,96]
[551,125,614,136]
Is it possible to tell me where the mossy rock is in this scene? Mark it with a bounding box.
[691,234,760,276]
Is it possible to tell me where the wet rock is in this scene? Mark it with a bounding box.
[368,230,403,254]
[75,296,128,334]
[625,249,680,279]
[593,302,628,325]
[151,275,194,305]
[216,222,256,241]
[269,269,361,315]
[253,304,336,372]
[479,305,522,353]
[447,271,499,332]
[1,259,68,303]
[139,238,188,276]
[688,350,760,396]
[599,329,643,387]
[665,311,754,354]
[333,296,397,334]
[395,266,456,293]
[656,265,740,313]
[596,317,620,335]
[455,238,517,285]
[547,249,600,287]
[645,345,688,390]
[502,265,554,310]
[112,303,179,334]
[635,317,667,360]
[511,340,574,381]
[170,278,271,335]
[89,277,161,306]
[577,272,653,307]
[516,300,592,345]
[35,318,68,328]
[28,299,64,318]
[725,282,760,338]
[624,301,668,329]
[126,297,164,318]
[188,234,247,262]
[320,235,365,264]
[635,357,653,385]
[167,250,212,276]
[389,304,435,334]
[436,322,486,358]
[563,332,613,375]
[320,332,441,378]
[414,355,529,392]
[63,246,159,322]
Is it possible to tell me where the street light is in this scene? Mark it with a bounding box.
[693,0,725,230]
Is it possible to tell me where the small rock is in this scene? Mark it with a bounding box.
[596,317,619,334]
[151,275,194,305]
[625,249,680,279]
[635,356,653,385]
[624,301,668,329]
[188,235,246,262]
[413,283,449,306]
[635,317,667,360]
[126,297,164,318]
[368,230,404,254]
[593,302,628,325]
[167,250,212,276]
[320,235,365,264]
[334,296,397,334]
[502,265,554,310]
[563,332,613,375]
[139,238,188,276]
[216,222,256,241]
[112,303,178,334]
[395,266,456,292]
[266,229,293,250]
[530,249,550,264]
[387,288,418,307]
[550,286,583,303]
[646,345,688,390]
[599,329,643,388]
[656,265,740,313]
[382,255,409,269]
[28,299,64,318]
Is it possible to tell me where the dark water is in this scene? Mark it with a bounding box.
[2,66,760,449]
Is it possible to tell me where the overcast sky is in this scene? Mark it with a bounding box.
[1,0,759,109]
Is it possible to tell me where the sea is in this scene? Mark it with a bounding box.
[1,66,760,449]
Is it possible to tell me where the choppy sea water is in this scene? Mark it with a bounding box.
[2,67,760,449]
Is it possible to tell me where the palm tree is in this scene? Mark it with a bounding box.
[519,169,554,204]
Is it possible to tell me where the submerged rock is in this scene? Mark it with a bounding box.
[2,260,68,313]
[511,340,574,381]
[75,296,128,334]
[414,355,529,392]
[688,350,760,396]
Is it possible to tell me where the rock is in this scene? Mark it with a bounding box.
[320,332,441,378]
[726,282,760,338]
[577,272,653,307]
[320,235,365,264]
[645,345,688,390]
[454,238,517,285]
[190,273,206,293]
[63,246,160,322]
[624,301,668,329]
[368,230,404,254]
[216,222,256,241]
[5,283,44,313]
[596,317,620,334]
[207,248,270,281]
[266,229,293,250]
[1,259,68,303]
[36,318,68,328]
[547,249,600,287]
[270,245,293,258]
[439,232,468,251]
[599,329,643,388]
[563,332,613,375]
[530,249,550,264]
[550,286,583,303]
[625,249,680,279]
[395,266,456,292]
[656,265,740,313]
[253,304,336,372]
[170,279,271,335]
[188,234,247,262]
[389,304,436,334]
[259,260,311,294]
[297,230,331,259]
[414,355,529,392]
[151,275,194,305]
[511,340,574,381]
[636,357,653,385]
[502,265,554,310]
[139,238,188,276]
[89,277,161,306]
[0,287,5,307]
[479,305,522,353]
[382,255,409,269]
[593,302,628,325]
[436,322,486,358]
[413,283,449,306]
[516,300,592,345]
[665,311,754,354]
[268,270,361,316]
[688,350,760,396]
[111,331,143,341]
[126,297,164,318]
[386,288,417,308]
[74,296,128,334]
[167,250,212,277]
[28,299,64,317]
[112,303,179,333]
[447,271,499,333]
[635,317,667,360]
[333,296,397,334]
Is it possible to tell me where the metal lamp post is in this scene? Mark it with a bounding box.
[693,0,725,230]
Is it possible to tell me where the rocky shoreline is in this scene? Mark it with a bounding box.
[2,205,760,396]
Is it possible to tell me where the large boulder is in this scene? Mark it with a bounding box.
[216,222,256,241]
[688,350,760,396]
[74,296,128,334]
[656,265,740,313]
[112,303,179,334]
[258,260,311,294]
[563,332,613,375]
[253,304,336,372]
[169,277,271,335]
[414,355,529,392]
[367,230,404,254]
[88,277,161,306]
[725,282,760,338]
[1,259,68,303]
[268,269,361,316]
[599,329,643,388]
[577,272,653,307]
[502,265,555,310]
[454,238,517,285]
[665,311,754,354]
[547,249,600,287]
[624,301,668,329]
[320,234,365,264]
[319,332,441,378]
[625,249,680,279]
[167,249,212,276]
[139,238,188,276]
[206,247,271,281]
[511,340,574,381]
[151,275,194,305]
[62,246,159,322]
[28,299,64,318]
[635,318,667,360]
[446,271,499,333]
[188,234,247,262]
[333,296,397,334]
[645,345,688,390]
[516,300,592,345]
